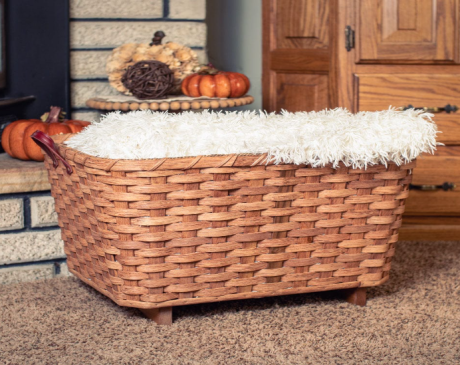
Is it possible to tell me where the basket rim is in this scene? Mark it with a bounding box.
[51,134,416,173]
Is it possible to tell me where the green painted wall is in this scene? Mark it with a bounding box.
[206,0,262,110]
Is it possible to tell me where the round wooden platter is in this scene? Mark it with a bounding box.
[86,95,254,112]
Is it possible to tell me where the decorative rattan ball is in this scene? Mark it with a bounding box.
[121,60,173,99]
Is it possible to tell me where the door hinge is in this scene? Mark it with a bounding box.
[345,26,355,52]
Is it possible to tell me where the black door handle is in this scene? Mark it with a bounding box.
[409,182,456,191]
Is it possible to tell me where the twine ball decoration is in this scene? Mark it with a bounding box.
[122,60,174,99]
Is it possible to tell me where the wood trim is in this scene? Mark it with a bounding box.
[354,64,460,73]
[405,191,460,216]
[334,0,356,111]
[356,60,458,65]
[270,49,329,72]
[456,0,460,63]
[262,0,275,112]
[274,73,329,112]
[353,74,359,112]
[403,216,460,225]
[399,224,460,241]
[328,0,338,108]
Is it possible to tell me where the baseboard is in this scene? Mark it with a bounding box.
[399,224,460,241]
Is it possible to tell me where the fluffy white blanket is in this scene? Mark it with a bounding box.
[65,108,438,168]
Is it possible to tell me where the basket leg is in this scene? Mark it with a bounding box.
[140,307,173,325]
[343,287,367,307]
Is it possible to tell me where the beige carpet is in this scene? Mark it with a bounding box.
[1,241,459,365]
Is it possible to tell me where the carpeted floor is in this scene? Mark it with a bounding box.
[1,241,459,365]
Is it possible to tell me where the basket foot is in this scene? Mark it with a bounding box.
[140,307,173,325]
[342,287,367,307]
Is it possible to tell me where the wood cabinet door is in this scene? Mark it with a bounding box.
[263,0,331,112]
[357,0,459,63]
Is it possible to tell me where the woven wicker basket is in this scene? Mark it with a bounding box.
[36,133,414,324]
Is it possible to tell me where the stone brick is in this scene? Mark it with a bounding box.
[169,0,206,19]
[0,230,65,265]
[195,49,208,65]
[30,196,59,228]
[0,199,24,231]
[0,263,55,285]
[70,0,163,19]
[71,111,103,122]
[57,261,73,277]
[71,81,118,108]
[71,49,207,80]
[70,21,206,49]
[71,50,112,79]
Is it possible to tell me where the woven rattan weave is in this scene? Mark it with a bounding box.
[44,134,414,311]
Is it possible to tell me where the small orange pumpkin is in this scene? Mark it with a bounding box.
[181,69,250,98]
[1,106,90,161]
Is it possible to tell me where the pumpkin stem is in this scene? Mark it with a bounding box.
[45,106,62,124]
[150,31,166,46]
[197,64,220,76]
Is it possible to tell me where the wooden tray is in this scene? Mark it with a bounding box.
[86,95,254,112]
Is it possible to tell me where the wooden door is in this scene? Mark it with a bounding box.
[263,0,331,112]
[357,0,458,63]
[351,0,460,239]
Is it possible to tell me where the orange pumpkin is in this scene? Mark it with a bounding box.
[181,70,250,98]
[1,106,90,161]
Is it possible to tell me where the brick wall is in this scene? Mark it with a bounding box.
[0,0,207,285]
[69,0,207,122]
[0,192,68,284]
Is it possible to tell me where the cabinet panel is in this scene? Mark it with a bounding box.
[403,216,460,225]
[275,0,329,49]
[405,147,460,215]
[411,147,460,185]
[270,49,329,72]
[404,191,460,215]
[401,215,460,241]
[358,0,458,62]
[399,224,460,240]
[275,74,329,112]
[356,74,460,144]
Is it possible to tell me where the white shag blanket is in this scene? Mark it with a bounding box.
[65,108,438,168]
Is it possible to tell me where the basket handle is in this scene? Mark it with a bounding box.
[31,130,73,175]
